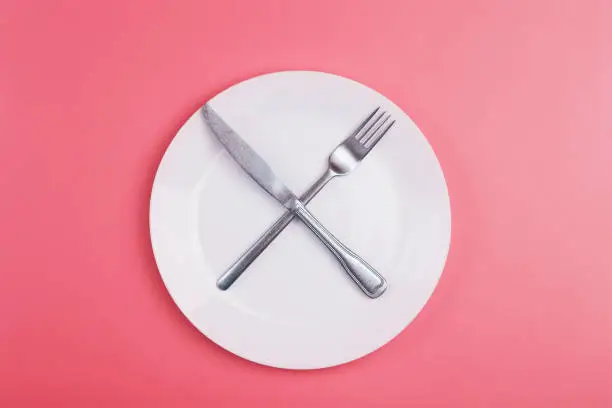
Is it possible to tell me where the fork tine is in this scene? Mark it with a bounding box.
[355,110,386,142]
[362,113,391,146]
[365,119,395,149]
[351,107,380,141]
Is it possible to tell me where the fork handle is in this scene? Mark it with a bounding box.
[216,170,335,290]
[292,201,387,298]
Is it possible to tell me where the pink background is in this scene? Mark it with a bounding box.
[1,0,612,406]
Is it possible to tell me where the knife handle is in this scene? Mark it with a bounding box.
[216,170,335,291]
[216,209,297,290]
[292,201,387,298]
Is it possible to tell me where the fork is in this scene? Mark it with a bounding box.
[217,107,396,291]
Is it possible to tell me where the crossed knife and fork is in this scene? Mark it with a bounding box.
[202,105,395,298]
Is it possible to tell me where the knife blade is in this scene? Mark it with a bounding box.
[202,105,297,210]
[202,104,387,298]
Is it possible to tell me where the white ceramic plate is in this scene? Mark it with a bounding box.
[150,71,451,369]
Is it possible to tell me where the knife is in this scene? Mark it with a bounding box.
[202,104,387,298]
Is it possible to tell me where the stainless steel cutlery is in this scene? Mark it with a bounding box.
[202,105,394,298]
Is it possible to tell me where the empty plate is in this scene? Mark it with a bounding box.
[149,71,451,369]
